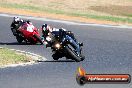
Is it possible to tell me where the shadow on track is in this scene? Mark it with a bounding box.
[0,42,24,45]
[0,42,41,45]
[37,60,75,63]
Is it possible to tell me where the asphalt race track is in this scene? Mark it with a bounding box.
[0,14,132,88]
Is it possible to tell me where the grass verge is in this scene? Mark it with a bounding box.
[0,47,31,67]
[0,2,132,24]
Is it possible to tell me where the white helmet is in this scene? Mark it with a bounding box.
[14,17,20,22]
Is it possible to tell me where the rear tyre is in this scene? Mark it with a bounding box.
[33,34,43,44]
[65,46,81,62]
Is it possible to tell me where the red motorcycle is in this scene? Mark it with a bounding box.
[16,22,43,44]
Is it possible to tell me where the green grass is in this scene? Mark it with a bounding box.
[0,48,30,66]
[0,2,132,23]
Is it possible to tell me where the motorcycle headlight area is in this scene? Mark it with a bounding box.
[46,36,52,41]
[54,43,61,49]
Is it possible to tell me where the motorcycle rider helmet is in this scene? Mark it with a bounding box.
[13,17,20,23]
[42,24,53,37]
[42,24,52,32]
[27,20,32,24]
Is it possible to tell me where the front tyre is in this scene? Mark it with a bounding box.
[80,47,85,61]
[52,53,59,60]
[16,35,23,44]
[65,46,81,62]
[80,55,85,61]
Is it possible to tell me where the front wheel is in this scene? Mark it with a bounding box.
[52,53,59,60]
[65,46,81,62]
[33,34,43,44]
[80,55,85,61]
[16,35,23,44]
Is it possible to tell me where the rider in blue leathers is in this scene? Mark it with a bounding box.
[41,24,83,47]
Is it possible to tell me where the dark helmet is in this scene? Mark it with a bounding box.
[42,24,53,37]
[26,20,32,24]
[42,24,47,31]
[42,24,52,32]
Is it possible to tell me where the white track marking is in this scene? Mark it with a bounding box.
[0,13,132,29]
[0,47,47,68]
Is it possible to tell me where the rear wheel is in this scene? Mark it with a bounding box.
[33,34,43,44]
[65,46,81,62]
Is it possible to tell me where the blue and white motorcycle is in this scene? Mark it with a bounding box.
[47,29,85,62]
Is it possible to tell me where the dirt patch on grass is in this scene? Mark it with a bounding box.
[0,7,129,25]
[90,5,132,17]
[0,0,132,25]
[1,0,132,14]
[2,0,132,9]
